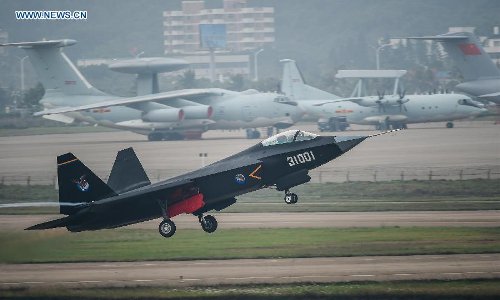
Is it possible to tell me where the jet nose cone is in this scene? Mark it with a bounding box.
[334,136,368,153]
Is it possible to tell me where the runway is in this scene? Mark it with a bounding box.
[2,211,500,230]
[1,254,499,288]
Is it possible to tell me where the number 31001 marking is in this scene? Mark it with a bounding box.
[287,151,316,166]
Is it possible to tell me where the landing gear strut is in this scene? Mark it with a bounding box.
[158,219,176,238]
[198,214,218,233]
[284,190,298,204]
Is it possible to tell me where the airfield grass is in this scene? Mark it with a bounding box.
[0,227,499,263]
[0,125,116,137]
[1,179,500,214]
[1,280,500,299]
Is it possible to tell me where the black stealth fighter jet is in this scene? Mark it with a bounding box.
[27,129,388,238]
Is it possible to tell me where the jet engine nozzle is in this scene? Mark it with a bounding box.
[142,108,185,122]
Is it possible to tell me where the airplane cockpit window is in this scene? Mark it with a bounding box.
[261,130,318,147]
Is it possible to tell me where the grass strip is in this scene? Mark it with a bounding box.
[0,126,116,137]
[1,179,500,214]
[1,279,500,299]
[0,227,499,263]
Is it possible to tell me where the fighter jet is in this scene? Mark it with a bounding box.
[280,59,486,130]
[408,32,500,103]
[1,39,302,140]
[26,129,385,238]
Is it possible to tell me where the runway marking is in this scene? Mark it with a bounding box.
[134,279,153,282]
[466,272,486,274]
[183,278,202,282]
[227,276,275,280]
[350,274,375,277]
[441,272,464,275]
[284,275,332,279]
[79,280,102,283]
[394,273,414,276]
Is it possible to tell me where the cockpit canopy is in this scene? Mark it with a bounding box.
[261,130,318,147]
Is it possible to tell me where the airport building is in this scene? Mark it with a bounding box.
[162,0,275,79]
[482,26,500,67]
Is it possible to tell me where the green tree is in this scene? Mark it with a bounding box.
[176,70,197,89]
[22,82,45,109]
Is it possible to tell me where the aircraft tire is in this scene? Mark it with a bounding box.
[284,193,298,204]
[201,215,218,233]
[159,219,176,238]
[446,122,454,128]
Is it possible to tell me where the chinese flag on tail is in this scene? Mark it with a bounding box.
[458,43,482,55]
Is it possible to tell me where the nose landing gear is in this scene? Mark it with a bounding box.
[198,214,218,233]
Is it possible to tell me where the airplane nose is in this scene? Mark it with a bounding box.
[334,136,368,152]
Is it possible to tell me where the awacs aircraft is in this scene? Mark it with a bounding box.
[1,39,301,140]
[27,129,379,238]
[280,59,486,130]
[408,32,500,103]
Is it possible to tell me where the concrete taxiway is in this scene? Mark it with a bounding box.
[1,254,499,288]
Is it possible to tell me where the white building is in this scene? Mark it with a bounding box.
[163,0,275,79]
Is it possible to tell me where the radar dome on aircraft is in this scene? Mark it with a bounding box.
[108,57,190,95]
[108,57,189,74]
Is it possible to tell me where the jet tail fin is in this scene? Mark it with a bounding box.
[407,32,500,81]
[107,147,151,194]
[280,59,341,100]
[57,153,117,215]
[0,39,106,96]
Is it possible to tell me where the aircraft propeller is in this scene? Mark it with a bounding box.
[397,89,408,112]
[376,91,386,113]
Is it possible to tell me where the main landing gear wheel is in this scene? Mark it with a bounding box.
[159,219,176,238]
[284,192,298,204]
[446,122,454,128]
[199,215,218,233]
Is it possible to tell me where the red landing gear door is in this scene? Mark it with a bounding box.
[167,193,205,218]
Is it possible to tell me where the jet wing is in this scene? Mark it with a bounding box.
[405,35,469,41]
[479,91,500,100]
[33,89,223,116]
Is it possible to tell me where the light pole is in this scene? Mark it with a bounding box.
[15,56,29,93]
[374,43,391,70]
[253,48,264,81]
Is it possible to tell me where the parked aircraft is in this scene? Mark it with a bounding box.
[280,59,486,130]
[26,129,385,238]
[408,32,500,103]
[1,39,302,140]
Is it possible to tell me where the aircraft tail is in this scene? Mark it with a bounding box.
[57,153,117,215]
[0,39,106,96]
[280,59,341,100]
[107,147,151,194]
[408,32,500,81]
